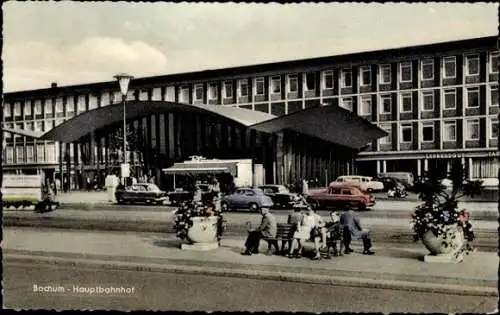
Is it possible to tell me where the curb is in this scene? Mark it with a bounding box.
[4,217,497,251]
[5,252,497,297]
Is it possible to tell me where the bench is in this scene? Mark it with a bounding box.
[263,223,295,254]
[263,223,349,256]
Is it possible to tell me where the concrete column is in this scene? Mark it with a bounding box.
[376,160,381,174]
[446,160,451,175]
[468,157,473,179]
[424,159,429,172]
[382,160,387,173]
[89,131,95,166]
[417,159,422,177]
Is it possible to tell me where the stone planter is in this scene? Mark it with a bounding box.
[181,216,219,251]
[422,223,465,263]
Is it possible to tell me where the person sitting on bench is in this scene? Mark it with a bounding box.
[340,209,375,255]
[323,211,343,258]
[241,207,277,256]
[288,206,323,260]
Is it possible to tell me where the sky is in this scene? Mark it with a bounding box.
[3,2,498,92]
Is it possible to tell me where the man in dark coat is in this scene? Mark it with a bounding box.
[340,209,375,255]
[242,208,277,256]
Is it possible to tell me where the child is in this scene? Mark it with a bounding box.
[323,211,344,258]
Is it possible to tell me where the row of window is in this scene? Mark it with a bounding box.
[181,52,499,102]
[3,144,58,164]
[343,85,499,115]
[4,51,499,117]
[379,118,498,144]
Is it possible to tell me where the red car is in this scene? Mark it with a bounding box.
[306,184,375,210]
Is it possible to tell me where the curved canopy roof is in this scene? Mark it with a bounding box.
[250,103,388,150]
[3,126,43,139]
[39,100,275,142]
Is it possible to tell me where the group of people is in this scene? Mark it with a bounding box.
[241,200,375,259]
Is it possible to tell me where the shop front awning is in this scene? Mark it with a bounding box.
[162,162,238,176]
[249,103,388,150]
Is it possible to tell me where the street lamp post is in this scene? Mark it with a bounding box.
[114,73,134,184]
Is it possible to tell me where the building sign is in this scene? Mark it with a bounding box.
[425,151,499,159]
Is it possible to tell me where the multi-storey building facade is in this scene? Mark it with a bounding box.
[2,35,498,188]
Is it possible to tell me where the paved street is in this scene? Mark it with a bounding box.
[4,260,497,312]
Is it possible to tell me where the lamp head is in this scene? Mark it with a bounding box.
[114,73,134,95]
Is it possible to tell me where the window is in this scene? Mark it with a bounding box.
[126,90,135,101]
[224,81,233,98]
[443,121,457,141]
[180,87,190,103]
[400,93,413,113]
[340,97,353,112]
[16,146,24,164]
[55,98,63,113]
[194,84,203,101]
[113,91,122,103]
[305,72,316,91]
[421,59,434,80]
[44,99,53,114]
[400,62,412,82]
[46,143,56,163]
[77,95,86,112]
[270,76,281,94]
[208,83,218,100]
[89,95,98,109]
[341,69,352,88]
[443,56,456,78]
[288,75,298,92]
[465,54,479,76]
[380,64,391,84]
[401,123,413,143]
[466,119,480,140]
[34,100,42,115]
[444,89,456,110]
[466,87,480,108]
[66,97,75,114]
[25,122,34,131]
[4,103,11,117]
[24,101,32,116]
[6,147,14,163]
[139,89,148,101]
[26,146,34,163]
[323,71,334,89]
[255,78,264,95]
[422,91,434,111]
[36,144,45,162]
[165,86,175,102]
[380,94,392,114]
[14,102,21,116]
[490,52,499,73]
[360,66,371,86]
[490,85,498,107]
[359,96,372,115]
[421,122,434,142]
[491,119,498,139]
[35,121,43,132]
[379,124,392,144]
[152,88,162,101]
[238,80,248,97]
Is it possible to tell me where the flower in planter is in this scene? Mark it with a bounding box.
[174,200,227,242]
[409,163,483,254]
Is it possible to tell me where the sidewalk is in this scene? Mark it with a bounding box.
[3,227,497,296]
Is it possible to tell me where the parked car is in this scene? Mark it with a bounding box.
[306,183,375,210]
[221,187,273,212]
[378,172,414,188]
[334,175,383,192]
[115,183,168,205]
[373,176,405,191]
[258,184,300,209]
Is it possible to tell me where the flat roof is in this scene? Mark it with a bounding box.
[5,36,496,98]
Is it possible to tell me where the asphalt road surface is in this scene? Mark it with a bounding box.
[4,261,497,313]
